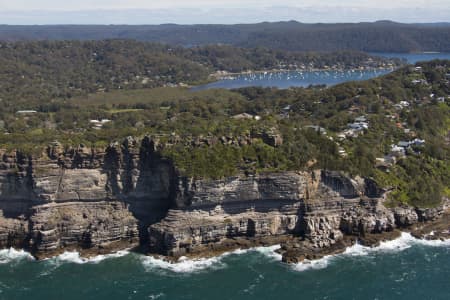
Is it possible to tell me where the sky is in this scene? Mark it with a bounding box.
[0,0,449,24]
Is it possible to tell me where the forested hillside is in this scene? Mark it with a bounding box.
[0,40,397,107]
[1,21,449,52]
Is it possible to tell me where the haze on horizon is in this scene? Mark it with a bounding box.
[0,0,449,25]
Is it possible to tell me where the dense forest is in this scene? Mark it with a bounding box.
[0,40,399,108]
[0,21,449,52]
[0,55,448,208]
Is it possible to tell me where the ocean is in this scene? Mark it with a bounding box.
[0,233,449,300]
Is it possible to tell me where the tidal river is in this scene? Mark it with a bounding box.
[192,52,450,91]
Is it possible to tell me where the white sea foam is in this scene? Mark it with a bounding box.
[47,249,130,265]
[343,232,413,256]
[0,248,34,264]
[140,244,283,273]
[253,244,283,260]
[141,255,227,273]
[344,232,450,256]
[414,235,450,247]
[291,255,333,272]
[291,232,450,272]
[148,293,165,299]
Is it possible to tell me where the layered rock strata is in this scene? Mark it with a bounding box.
[0,137,447,261]
[148,169,449,259]
[0,137,172,257]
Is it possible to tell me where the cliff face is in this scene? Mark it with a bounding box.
[0,137,173,256]
[149,170,401,257]
[151,169,448,259]
[0,137,447,258]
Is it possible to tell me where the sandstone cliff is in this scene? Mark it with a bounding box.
[0,137,447,259]
[0,137,172,256]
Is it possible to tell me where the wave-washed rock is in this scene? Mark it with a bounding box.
[0,137,447,260]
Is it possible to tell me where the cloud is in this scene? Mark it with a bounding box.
[0,0,448,11]
[0,2,448,24]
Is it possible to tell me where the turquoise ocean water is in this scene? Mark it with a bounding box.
[0,233,449,300]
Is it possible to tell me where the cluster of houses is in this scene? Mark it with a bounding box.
[393,101,410,110]
[377,138,426,168]
[338,116,369,139]
[390,138,426,155]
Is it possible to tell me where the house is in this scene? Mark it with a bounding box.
[398,141,410,148]
[348,122,368,130]
[232,113,254,120]
[337,133,346,141]
[90,119,111,129]
[411,138,425,146]
[394,101,410,110]
[399,101,410,107]
[342,129,362,138]
[338,147,347,157]
[16,110,37,114]
[390,145,406,157]
[411,79,427,85]
[377,154,398,169]
[282,105,292,112]
[354,116,367,123]
[305,125,327,135]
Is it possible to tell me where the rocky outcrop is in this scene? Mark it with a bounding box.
[393,206,419,227]
[28,201,138,257]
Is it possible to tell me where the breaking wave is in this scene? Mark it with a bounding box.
[140,245,282,274]
[291,232,450,272]
[45,249,130,266]
[0,233,448,273]
[140,255,227,274]
[0,248,34,264]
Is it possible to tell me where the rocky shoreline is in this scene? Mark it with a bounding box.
[0,137,448,264]
[148,210,449,265]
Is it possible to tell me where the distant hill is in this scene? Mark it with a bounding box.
[0,21,449,52]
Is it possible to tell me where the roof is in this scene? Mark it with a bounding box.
[232,113,254,120]
[16,110,37,114]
